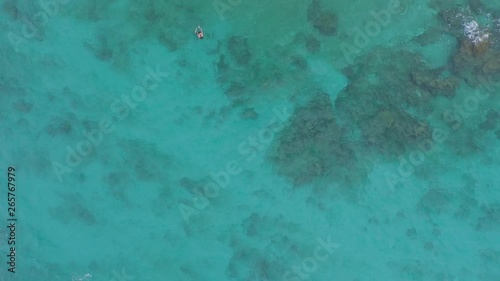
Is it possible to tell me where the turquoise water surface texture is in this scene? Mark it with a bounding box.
[1,0,500,280]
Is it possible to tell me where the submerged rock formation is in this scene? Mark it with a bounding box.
[228,36,252,65]
[307,0,337,36]
[452,39,500,86]
[270,93,358,186]
[337,48,455,155]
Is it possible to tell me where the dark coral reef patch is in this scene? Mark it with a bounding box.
[336,48,456,155]
[269,93,362,186]
[307,0,338,36]
[267,42,471,186]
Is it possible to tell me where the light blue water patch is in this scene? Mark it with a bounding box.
[308,57,349,101]
[412,32,457,68]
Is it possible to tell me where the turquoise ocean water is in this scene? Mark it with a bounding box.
[1,0,499,280]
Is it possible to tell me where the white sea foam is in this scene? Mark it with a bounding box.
[463,19,489,45]
[71,273,92,281]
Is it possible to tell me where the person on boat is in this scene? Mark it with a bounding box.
[195,25,204,39]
